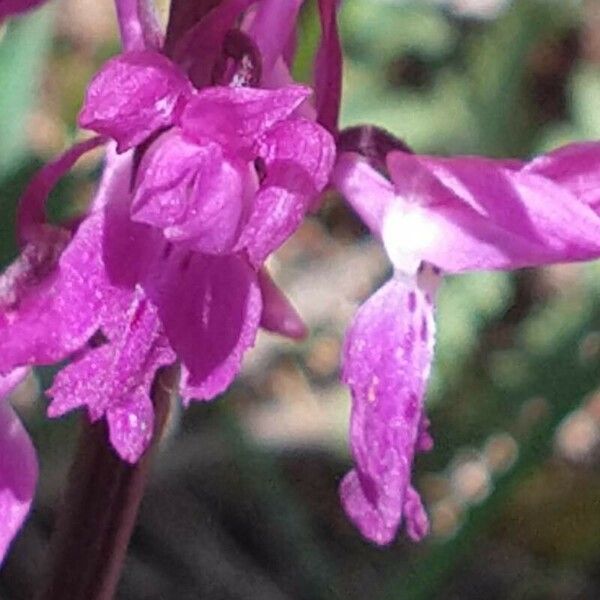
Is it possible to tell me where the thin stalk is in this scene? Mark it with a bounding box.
[37,366,178,600]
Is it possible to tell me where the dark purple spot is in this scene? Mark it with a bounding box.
[420,316,428,342]
[357,471,379,506]
[404,392,418,420]
[425,293,432,306]
[408,291,417,313]
[180,252,193,272]
[162,242,174,260]
[254,156,267,184]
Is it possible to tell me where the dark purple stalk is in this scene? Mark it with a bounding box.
[36,366,178,600]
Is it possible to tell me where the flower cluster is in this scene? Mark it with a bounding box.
[2,0,600,562]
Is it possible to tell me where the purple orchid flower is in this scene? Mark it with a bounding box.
[0,368,37,563]
[332,142,600,545]
[0,0,340,563]
[0,0,334,560]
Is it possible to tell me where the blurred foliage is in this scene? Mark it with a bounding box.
[2,1,600,599]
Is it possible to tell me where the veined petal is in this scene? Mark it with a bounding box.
[237,117,335,265]
[523,141,600,212]
[150,252,261,402]
[340,275,435,545]
[0,368,37,564]
[315,0,342,133]
[114,0,163,52]
[131,130,249,254]
[258,269,307,339]
[79,51,192,153]
[180,84,311,155]
[385,151,600,273]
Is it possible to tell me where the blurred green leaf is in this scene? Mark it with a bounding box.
[430,272,513,401]
[467,0,574,156]
[0,6,54,177]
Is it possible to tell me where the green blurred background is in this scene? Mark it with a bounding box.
[2,1,600,598]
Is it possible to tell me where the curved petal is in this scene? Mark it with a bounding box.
[0,214,108,372]
[385,151,600,273]
[258,269,306,339]
[340,275,435,545]
[0,368,37,564]
[331,152,396,236]
[79,51,192,153]
[180,84,311,155]
[149,252,261,402]
[17,136,106,245]
[237,117,335,265]
[114,0,163,52]
[246,0,303,79]
[523,141,600,212]
[131,130,249,254]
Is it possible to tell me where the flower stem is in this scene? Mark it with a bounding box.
[37,367,178,600]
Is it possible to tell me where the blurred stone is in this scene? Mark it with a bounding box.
[451,458,491,505]
[484,432,518,474]
[431,497,462,539]
[306,335,340,378]
[555,409,600,463]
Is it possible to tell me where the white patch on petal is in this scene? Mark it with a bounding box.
[382,202,440,275]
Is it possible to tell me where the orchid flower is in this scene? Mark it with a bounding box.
[0,0,334,466]
[332,140,600,545]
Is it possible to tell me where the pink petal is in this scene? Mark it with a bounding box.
[0,368,37,564]
[106,388,154,463]
[340,275,434,545]
[331,152,396,235]
[237,117,335,265]
[523,141,600,212]
[48,291,175,463]
[0,215,107,371]
[246,0,303,79]
[385,151,600,273]
[180,84,311,156]
[114,0,163,52]
[315,0,342,132]
[79,51,192,153]
[149,252,261,402]
[258,269,307,339]
[131,130,249,253]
